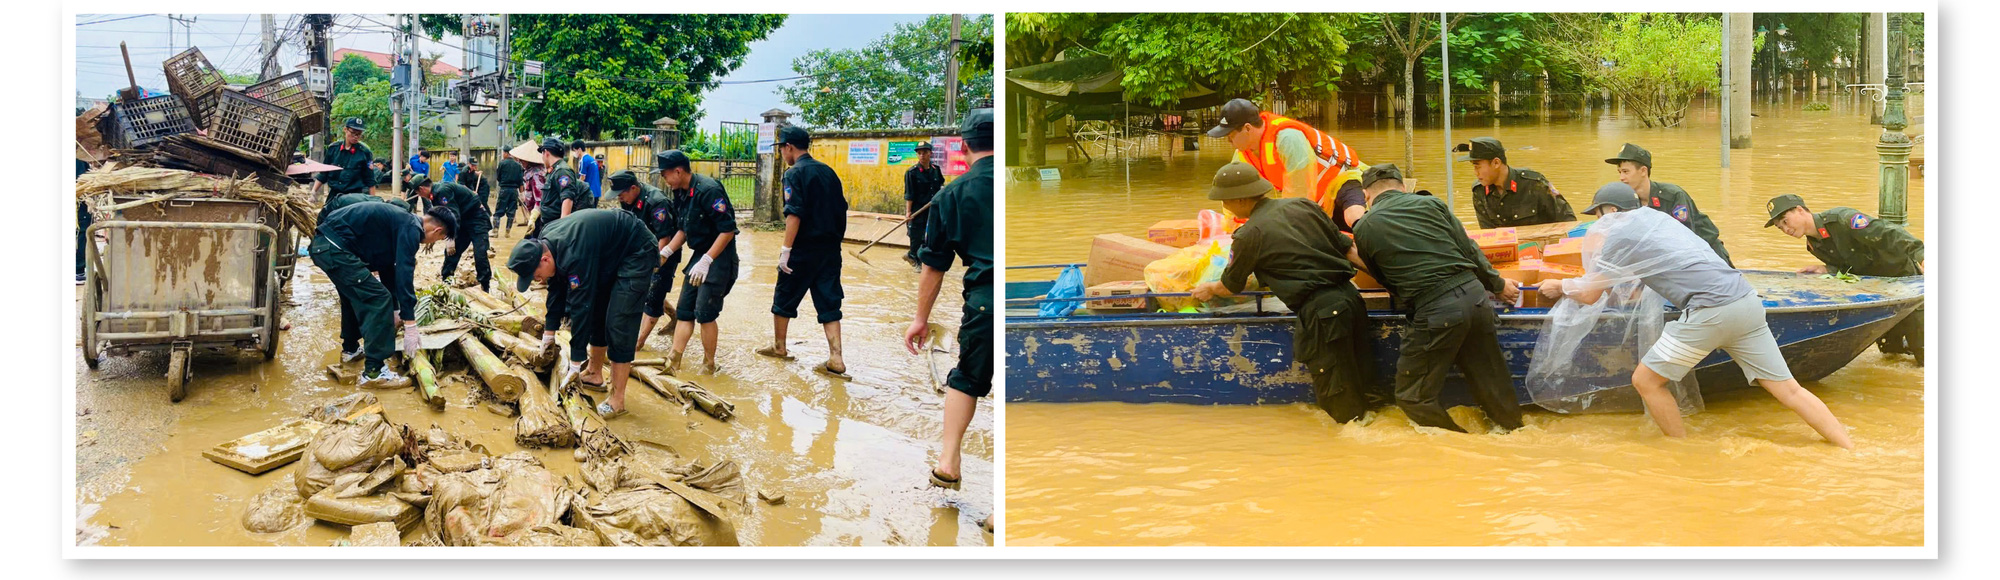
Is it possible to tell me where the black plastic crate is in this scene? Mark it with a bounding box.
[243,71,324,135]
[106,94,197,149]
[209,91,300,169]
[163,48,225,129]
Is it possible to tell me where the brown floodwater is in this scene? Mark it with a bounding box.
[76,211,993,547]
[1003,98,1927,546]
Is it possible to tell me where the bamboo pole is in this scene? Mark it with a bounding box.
[456,334,525,402]
[408,352,444,410]
[512,365,574,448]
[485,328,555,370]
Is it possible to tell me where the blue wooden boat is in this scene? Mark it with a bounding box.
[1004,267,1923,407]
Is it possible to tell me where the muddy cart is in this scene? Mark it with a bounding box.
[80,195,290,402]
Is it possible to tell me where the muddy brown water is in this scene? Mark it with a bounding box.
[1004,99,1926,546]
[76,209,993,547]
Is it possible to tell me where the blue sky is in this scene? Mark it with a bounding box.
[73,13,932,133]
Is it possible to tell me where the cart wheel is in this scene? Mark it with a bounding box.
[81,269,100,370]
[264,316,283,360]
[167,348,190,403]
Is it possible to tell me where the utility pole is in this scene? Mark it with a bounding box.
[305,15,334,157]
[258,14,279,81]
[499,14,511,155]
[1440,13,1453,208]
[1876,13,1911,225]
[460,14,473,166]
[1866,13,1887,124]
[1719,13,1731,168]
[392,15,406,200]
[409,16,423,178]
[943,14,962,124]
[1728,13,1753,149]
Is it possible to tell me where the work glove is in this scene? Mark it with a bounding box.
[777,246,793,275]
[541,331,557,355]
[402,323,421,358]
[564,360,584,385]
[689,254,714,285]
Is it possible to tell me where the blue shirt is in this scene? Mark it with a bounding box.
[441,160,460,183]
[408,155,429,177]
[581,154,602,198]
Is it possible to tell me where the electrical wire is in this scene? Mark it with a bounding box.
[76,15,154,27]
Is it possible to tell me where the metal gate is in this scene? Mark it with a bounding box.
[685,121,759,209]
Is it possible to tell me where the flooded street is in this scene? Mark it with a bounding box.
[1003,99,1926,546]
[76,211,993,547]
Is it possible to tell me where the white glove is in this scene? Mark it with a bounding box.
[778,246,794,274]
[541,331,557,353]
[659,244,674,258]
[402,323,421,357]
[564,360,583,381]
[689,254,714,285]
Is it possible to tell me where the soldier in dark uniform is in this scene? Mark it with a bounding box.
[313,203,456,388]
[1607,143,1732,266]
[77,159,91,285]
[659,149,740,374]
[319,190,410,226]
[506,209,657,417]
[435,174,493,291]
[314,118,375,202]
[609,168,682,349]
[530,137,591,239]
[906,109,994,501]
[1766,194,1926,363]
[1191,161,1377,423]
[1458,137,1576,228]
[404,174,433,213]
[1353,163,1526,433]
[760,125,853,379]
[495,151,526,236]
[902,141,945,266]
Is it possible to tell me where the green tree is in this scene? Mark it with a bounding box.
[507,14,784,139]
[779,14,995,129]
[222,71,259,86]
[330,52,388,95]
[1365,13,1464,172]
[329,79,445,157]
[1010,14,1355,107]
[1546,13,1722,128]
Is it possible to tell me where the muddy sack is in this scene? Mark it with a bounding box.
[424,453,581,546]
[242,475,307,534]
[296,413,404,498]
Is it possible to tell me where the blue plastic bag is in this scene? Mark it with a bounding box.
[1039,266,1086,317]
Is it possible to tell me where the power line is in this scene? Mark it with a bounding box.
[77,15,154,26]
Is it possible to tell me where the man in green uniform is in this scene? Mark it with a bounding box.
[906,109,994,501]
[659,149,740,374]
[507,209,657,417]
[495,151,525,236]
[760,125,853,379]
[1190,161,1378,423]
[530,137,591,238]
[314,118,375,201]
[312,203,456,387]
[1353,164,1526,433]
[1459,137,1575,228]
[1607,143,1732,266]
[609,168,682,349]
[1766,194,1926,363]
[902,141,945,266]
[435,173,493,292]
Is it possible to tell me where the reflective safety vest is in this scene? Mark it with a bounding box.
[1244,112,1362,204]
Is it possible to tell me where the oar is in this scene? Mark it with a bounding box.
[846,200,934,266]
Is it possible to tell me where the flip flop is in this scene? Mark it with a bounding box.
[929,469,961,491]
[754,346,796,361]
[579,378,607,392]
[814,362,852,380]
[595,401,627,419]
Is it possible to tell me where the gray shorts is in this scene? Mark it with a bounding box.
[1641,294,1794,383]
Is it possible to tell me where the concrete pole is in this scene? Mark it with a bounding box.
[1866,13,1887,124]
[1877,14,1911,225]
[755,109,793,223]
[1720,13,1732,168]
[391,16,404,200]
[460,14,472,165]
[258,15,278,81]
[499,14,511,155]
[944,14,962,124]
[409,17,422,176]
[1440,13,1453,205]
[1728,13,1754,149]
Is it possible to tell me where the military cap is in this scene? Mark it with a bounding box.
[1765,194,1809,227]
[655,150,691,173]
[1605,143,1652,169]
[777,125,811,149]
[608,170,640,192]
[507,238,547,293]
[1207,161,1274,201]
[343,117,366,131]
[406,174,431,189]
[1454,137,1506,162]
[960,108,994,146]
[537,137,567,157]
[914,141,934,152]
[1361,164,1403,188]
[1583,182,1642,216]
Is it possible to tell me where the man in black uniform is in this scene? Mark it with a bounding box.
[610,168,682,349]
[314,118,375,202]
[405,174,434,213]
[902,141,945,266]
[1607,143,1732,266]
[531,137,591,238]
[435,173,493,291]
[760,125,853,379]
[1190,161,1377,423]
[507,209,657,417]
[1352,163,1526,433]
[906,109,994,496]
[77,159,91,284]
[495,151,526,236]
[1458,137,1576,228]
[1766,194,1926,363]
[659,150,738,373]
[313,203,456,387]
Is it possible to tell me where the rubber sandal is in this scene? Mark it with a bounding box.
[579,378,607,392]
[814,362,852,380]
[929,469,961,491]
[754,346,796,361]
[595,401,627,419]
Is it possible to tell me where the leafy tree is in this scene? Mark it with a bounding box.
[1011,14,1354,108]
[328,79,445,157]
[330,52,388,95]
[1545,13,1722,128]
[507,14,784,140]
[1367,13,1464,172]
[1419,14,1561,107]
[222,71,259,86]
[779,15,995,129]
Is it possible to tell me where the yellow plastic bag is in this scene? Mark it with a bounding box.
[1145,239,1242,312]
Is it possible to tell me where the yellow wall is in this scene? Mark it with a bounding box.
[808,133,960,213]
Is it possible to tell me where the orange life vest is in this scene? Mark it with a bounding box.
[1243,112,1360,204]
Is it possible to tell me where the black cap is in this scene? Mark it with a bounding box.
[1583,182,1641,216]
[344,117,365,131]
[507,238,547,293]
[914,141,934,152]
[961,108,994,151]
[1207,161,1274,201]
[608,170,640,192]
[407,174,431,189]
[1605,143,1652,169]
[1454,137,1505,162]
[1361,164,1404,188]
[538,137,567,157]
[1206,98,1263,138]
[655,150,690,173]
[1765,194,1809,227]
[777,125,811,149]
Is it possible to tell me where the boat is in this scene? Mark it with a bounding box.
[1004,267,1924,407]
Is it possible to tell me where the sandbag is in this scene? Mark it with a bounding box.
[307,393,381,423]
[242,476,306,534]
[575,487,738,547]
[296,413,404,498]
[424,453,578,547]
[302,487,422,529]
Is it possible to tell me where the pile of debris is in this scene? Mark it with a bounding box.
[78,46,322,195]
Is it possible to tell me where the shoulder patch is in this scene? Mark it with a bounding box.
[1851,213,1871,229]
[1672,204,1689,222]
[653,208,667,222]
[557,175,571,189]
[567,274,581,289]
[783,184,792,202]
[713,198,728,213]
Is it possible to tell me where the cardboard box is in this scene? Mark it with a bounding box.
[1352,268,1385,291]
[1542,237,1584,269]
[1466,227,1520,264]
[1084,281,1153,311]
[1147,219,1203,248]
[1085,234,1180,287]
